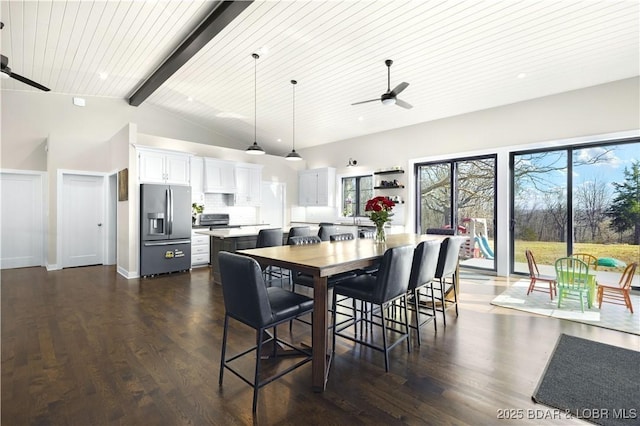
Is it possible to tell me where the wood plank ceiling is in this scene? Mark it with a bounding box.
[1,0,639,155]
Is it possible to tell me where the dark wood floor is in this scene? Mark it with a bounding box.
[2,266,639,425]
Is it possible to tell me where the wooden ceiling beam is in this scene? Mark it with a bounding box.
[128,0,252,107]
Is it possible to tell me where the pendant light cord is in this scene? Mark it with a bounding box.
[291,80,296,151]
[253,53,259,142]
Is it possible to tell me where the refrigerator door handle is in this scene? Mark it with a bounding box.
[144,239,191,247]
[167,188,173,235]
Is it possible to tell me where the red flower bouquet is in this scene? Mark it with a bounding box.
[365,196,395,243]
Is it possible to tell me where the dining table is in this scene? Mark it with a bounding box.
[237,232,451,392]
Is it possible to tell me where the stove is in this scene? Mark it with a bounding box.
[198,213,241,229]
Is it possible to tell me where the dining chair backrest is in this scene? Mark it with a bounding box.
[408,240,441,292]
[525,249,541,277]
[619,262,637,290]
[289,235,322,245]
[287,226,310,245]
[318,225,339,241]
[555,257,590,289]
[571,253,598,270]
[329,232,355,242]
[218,251,272,328]
[435,236,466,279]
[373,244,414,303]
[426,228,455,236]
[256,228,283,248]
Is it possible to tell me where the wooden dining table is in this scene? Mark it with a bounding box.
[237,232,448,392]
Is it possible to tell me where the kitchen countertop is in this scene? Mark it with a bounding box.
[195,225,275,239]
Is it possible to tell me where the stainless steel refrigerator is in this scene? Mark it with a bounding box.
[140,183,192,277]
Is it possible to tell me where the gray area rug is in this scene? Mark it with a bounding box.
[532,334,640,426]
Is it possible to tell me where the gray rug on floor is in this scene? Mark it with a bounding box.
[532,334,640,426]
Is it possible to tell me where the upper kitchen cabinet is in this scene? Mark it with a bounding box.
[299,167,336,206]
[204,158,236,193]
[137,147,191,185]
[235,163,263,206]
[190,156,205,203]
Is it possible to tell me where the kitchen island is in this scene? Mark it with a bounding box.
[196,226,285,285]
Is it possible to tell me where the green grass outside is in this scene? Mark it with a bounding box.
[513,240,639,274]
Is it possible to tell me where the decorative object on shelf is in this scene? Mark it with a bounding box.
[246,53,265,155]
[365,196,395,244]
[192,203,204,224]
[347,158,357,167]
[285,80,302,161]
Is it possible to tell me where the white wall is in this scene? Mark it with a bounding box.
[1,78,638,276]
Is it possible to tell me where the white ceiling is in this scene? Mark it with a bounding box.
[2,0,639,156]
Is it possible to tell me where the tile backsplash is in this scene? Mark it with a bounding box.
[203,193,259,225]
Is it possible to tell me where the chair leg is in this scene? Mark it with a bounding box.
[380,304,389,373]
[527,278,535,295]
[548,281,554,300]
[428,283,437,331]
[332,289,338,355]
[253,328,265,413]
[452,274,459,317]
[402,294,411,353]
[439,279,447,328]
[624,292,634,313]
[219,315,229,386]
[412,289,421,346]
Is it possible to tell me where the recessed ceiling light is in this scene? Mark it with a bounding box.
[517,73,527,79]
[358,116,364,121]
[256,46,269,57]
[99,72,108,80]
[187,96,193,102]
[276,138,282,142]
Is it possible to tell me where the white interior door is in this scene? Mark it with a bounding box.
[0,171,45,269]
[260,182,285,228]
[62,174,105,267]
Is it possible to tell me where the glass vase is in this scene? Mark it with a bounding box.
[374,223,386,244]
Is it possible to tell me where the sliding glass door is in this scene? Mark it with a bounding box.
[416,155,497,271]
[511,139,640,276]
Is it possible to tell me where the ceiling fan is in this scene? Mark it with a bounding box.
[351,59,411,109]
[0,22,50,92]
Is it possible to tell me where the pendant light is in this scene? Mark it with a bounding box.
[285,79,302,161]
[246,53,265,155]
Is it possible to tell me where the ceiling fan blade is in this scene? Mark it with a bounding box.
[389,82,409,97]
[351,98,380,106]
[395,98,413,109]
[9,72,50,91]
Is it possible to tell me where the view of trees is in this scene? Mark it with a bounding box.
[608,161,640,245]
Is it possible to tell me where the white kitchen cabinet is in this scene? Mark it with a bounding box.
[299,167,335,206]
[138,147,191,185]
[191,230,210,267]
[204,158,236,193]
[190,156,204,203]
[235,163,263,206]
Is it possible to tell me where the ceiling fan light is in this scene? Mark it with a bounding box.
[285,149,302,161]
[246,141,265,155]
[381,97,395,106]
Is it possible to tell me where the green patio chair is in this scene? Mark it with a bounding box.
[555,257,592,312]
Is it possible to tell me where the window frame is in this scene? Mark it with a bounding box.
[341,174,373,217]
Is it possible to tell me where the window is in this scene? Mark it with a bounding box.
[511,138,640,275]
[342,175,373,217]
[416,155,497,271]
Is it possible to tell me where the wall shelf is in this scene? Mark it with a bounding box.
[374,185,404,189]
[374,169,404,175]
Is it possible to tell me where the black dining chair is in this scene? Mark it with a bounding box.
[256,228,287,287]
[217,251,313,413]
[288,234,357,331]
[331,244,414,372]
[406,240,441,342]
[286,226,310,245]
[318,225,339,241]
[432,236,466,327]
[329,232,355,241]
